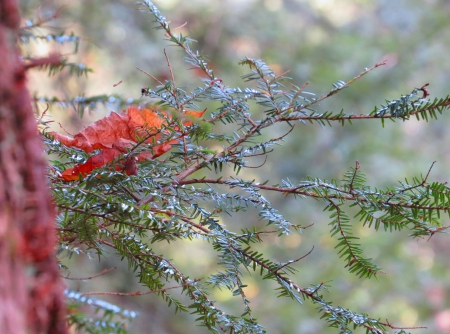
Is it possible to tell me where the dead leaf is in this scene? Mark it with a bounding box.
[50,106,205,181]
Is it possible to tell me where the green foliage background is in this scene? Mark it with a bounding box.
[21,0,450,333]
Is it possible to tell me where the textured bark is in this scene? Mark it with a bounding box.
[0,0,67,333]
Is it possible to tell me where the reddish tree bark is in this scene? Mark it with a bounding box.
[0,1,67,333]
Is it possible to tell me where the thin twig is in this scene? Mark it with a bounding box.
[246,156,267,169]
[113,80,123,87]
[81,280,200,297]
[61,267,116,280]
[136,67,165,86]
[422,161,436,184]
[23,54,61,70]
[290,60,387,113]
[164,48,175,85]
[274,246,314,273]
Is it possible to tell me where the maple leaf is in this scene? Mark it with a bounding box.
[50,106,205,181]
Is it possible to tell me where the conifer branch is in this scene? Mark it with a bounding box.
[35,1,450,333]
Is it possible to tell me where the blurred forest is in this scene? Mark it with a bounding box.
[20,0,450,333]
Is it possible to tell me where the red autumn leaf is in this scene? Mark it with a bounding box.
[50,106,205,181]
[59,148,125,181]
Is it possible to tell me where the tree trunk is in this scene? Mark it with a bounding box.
[0,1,67,332]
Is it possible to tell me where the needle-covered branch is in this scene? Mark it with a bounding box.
[31,1,450,333]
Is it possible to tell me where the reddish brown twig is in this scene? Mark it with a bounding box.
[61,267,117,280]
[23,53,62,70]
[80,279,201,297]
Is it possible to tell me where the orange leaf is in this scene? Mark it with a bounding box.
[50,106,203,181]
[178,108,206,127]
[60,149,121,181]
[128,106,167,132]
[50,112,132,153]
[184,109,206,118]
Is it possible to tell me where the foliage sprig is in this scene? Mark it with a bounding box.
[36,1,450,333]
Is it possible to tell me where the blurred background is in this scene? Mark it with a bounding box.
[20,0,450,333]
